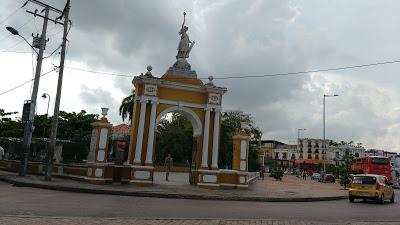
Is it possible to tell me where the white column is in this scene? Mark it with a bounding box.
[134,99,147,164]
[201,107,211,168]
[211,108,220,169]
[145,100,158,165]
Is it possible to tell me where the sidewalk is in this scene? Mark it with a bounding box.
[0,216,398,225]
[0,170,347,202]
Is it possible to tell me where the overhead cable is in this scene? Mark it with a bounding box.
[0,68,55,96]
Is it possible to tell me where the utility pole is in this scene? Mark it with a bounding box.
[19,6,50,176]
[45,0,70,181]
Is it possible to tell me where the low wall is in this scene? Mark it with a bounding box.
[0,160,88,181]
[248,172,259,183]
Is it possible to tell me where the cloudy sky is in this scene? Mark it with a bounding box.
[1,0,400,152]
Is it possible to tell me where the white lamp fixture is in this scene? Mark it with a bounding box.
[101,107,109,117]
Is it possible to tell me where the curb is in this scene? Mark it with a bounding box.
[0,175,348,202]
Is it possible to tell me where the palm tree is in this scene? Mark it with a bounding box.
[119,90,135,122]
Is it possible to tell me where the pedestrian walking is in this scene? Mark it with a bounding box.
[302,171,307,180]
[164,153,173,181]
[259,164,266,180]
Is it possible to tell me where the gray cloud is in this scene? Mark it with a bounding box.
[2,0,400,151]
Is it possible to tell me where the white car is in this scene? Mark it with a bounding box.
[311,173,321,180]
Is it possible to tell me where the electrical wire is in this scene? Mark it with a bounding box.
[63,59,400,80]
[0,17,34,47]
[65,66,132,78]
[0,1,28,26]
[0,68,55,96]
[213,60,400,80]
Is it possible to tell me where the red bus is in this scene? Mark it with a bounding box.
[352,156,392,182]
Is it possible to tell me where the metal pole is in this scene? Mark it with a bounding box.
[43,93,50,115]
[46,94,50,115]
[19,6,50,176]
[323,95,326,175]
[45,0,70,181]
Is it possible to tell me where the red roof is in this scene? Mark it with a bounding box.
[112,124,131,134]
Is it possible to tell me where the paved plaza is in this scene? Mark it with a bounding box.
[1,216,399,225]
[0,171,347,201]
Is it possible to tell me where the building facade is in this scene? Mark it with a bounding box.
[328,144,366,166]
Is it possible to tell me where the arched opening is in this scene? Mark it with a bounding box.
[153,106,202,185]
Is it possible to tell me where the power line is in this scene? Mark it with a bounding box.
[64,59,400,80]
[213,59,400,80]
[0,17,34,46]
[0,68,55,96]
[0,1,28,26]
[65,66,133,77]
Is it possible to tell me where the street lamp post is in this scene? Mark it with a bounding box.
[42,93,50,115]
[297,128,306,143]
[323,94,339,175]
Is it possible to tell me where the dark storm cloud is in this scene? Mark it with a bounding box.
[2,0,400,150]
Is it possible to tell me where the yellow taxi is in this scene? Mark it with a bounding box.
[349,174,395,204]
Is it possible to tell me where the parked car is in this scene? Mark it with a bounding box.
[321,174,335,183]
[311,173,321,180]
[349,174,395,204]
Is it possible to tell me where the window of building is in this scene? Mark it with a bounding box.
[315,154,319,159]
[355,152,359,158]
[275,152,279,159]
[282,153,287,159]
[299,154,303,159]
[308,154,312,159]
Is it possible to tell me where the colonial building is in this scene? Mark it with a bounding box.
[297,138,326,160]
[327,144,366,166]
[294,138,327,173]
[272,143,297,169]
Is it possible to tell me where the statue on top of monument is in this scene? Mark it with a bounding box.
[176,12,195,59]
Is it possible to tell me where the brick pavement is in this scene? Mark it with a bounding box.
[0,170,347,201]
[0,216,398,225]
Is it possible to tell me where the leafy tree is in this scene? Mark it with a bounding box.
[0,109,23,137]
[340,152,354,190]
[32,114,51,138]
[119,89,135,122]
[153,110,262,170]
[0,109,18,121]
[218,110,262,169]
[155,113,193,165]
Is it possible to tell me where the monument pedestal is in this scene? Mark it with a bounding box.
[85,163,113,184]
[85,108,113,184]
[197,169,219,188]
[129,165,154,186]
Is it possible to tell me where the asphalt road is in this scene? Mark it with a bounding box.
[1,181,399,223]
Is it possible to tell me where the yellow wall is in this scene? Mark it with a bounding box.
[128,77,222,170]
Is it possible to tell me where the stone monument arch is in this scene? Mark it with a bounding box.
[127,64,227,187]
[127,12,250,189]
[126,12,230,188]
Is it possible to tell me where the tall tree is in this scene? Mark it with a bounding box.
[155,113,193,165]
[219,110,262,169]
[119,89,135,122]
[0,109,22,137]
